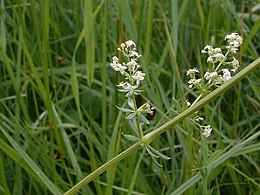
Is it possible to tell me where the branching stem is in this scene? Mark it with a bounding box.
[64,57,260,195]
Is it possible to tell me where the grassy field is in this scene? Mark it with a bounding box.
[0,0,260,194]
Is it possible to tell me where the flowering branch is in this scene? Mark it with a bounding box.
[110,40,167,166]
[64,34,259,195]
[64,56,260,195]
[186,33,243,137]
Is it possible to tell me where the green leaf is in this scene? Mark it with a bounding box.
[145,145,159,158]
[127,120,139,137]
[116,106,134,113]
[126,113,136,120]
[145,146,163,167]
[138,113,149,125]
[122,134,140,142]
[172,97,182,112]
[148,145,170,160]
[127,97,135,109]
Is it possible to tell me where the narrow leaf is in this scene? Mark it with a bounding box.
[138,113,150,125]
[126,113,136,120]
[116,105,134,113]
[148,145,170,160]
[127,97,135,109]
[122,134,140,142]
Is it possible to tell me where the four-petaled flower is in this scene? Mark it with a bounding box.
[127,59,138,71]
[230,57,239,72]
[202,45,225,64]
[202,125,213,137]
[132,71,145,82]
[125,40,136,48]
[186,68,199,79]
[222,69,231,82]
[117,82,139,97]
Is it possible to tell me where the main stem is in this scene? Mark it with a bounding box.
[64,57,260,195]
[64,143,141,195]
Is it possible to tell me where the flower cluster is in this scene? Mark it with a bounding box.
[193,116,213,137]
[225,33,243,53]
[202,125,213,138]
[186,33,243,138]
[110,40,154,130]
[187,33,243,91]
[110,40,145,97]
[201,45,224,64]
[110,40,169,166]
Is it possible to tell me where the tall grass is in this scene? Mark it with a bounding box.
[0,0,259,194]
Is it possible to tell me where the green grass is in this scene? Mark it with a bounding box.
[0,0,259,194]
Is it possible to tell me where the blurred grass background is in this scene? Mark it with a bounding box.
[0,0,259,194]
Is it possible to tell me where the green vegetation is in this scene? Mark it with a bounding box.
[0,1,259,194]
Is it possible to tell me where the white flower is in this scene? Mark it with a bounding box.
[118,64,128,74]
[202,125,213,137]
[124,82,138,91]
[117,82,139,97]
[230,57,239,72]
[210,71,218,78]
[225,33,243,53]
[204,71,218,80]
[222,69,231,82]
[201,45,213,53]
[111,40,145,96]
[110,60,118,69]
[188,78,202,88]
[204,71,211,80]
[202,45,222,55]
[202,45,224,63]
[132,71,145,81]
[204,71,222,85]
[226,45,238,53]
[120,43,126,49]
[117,82,127,87]
[207,53,225,63]
[225,33,243,45]
[125,40,136,48]
[111,62,127,75]
[186,68,199,78]
[129,50,141,58]
[112,56,119,63]
[127,59,138,70]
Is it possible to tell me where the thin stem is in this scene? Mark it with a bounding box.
[215,50,230,72]
[64,143,141,195]
[191,93,203,107]
[132,95,143,138]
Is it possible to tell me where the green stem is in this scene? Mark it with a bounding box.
[191,93,203,107]
[215,51,229,72]
[200,135,209,194]
[64,143,141,195]
[132,95,143,138]
[64,57,260,194]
